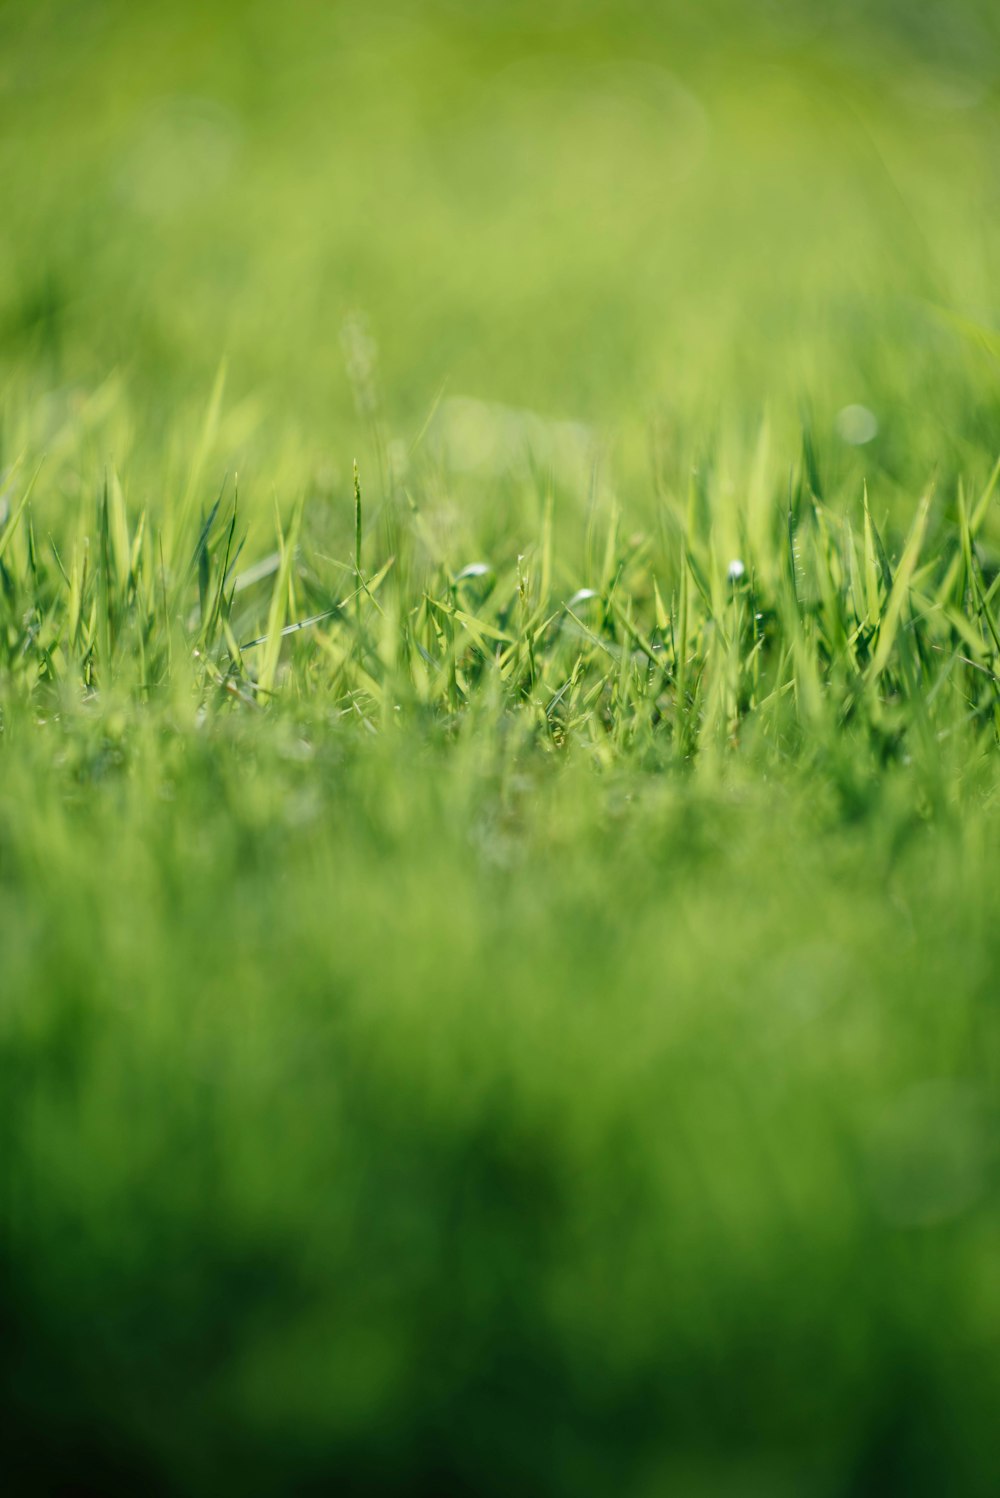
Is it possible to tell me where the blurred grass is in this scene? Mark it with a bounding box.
[1,1,1000,1494]
[3,1,1000,467]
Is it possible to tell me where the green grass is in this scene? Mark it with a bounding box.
[2,2,1000,1494]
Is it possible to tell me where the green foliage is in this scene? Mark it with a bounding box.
[0,410,998,765]
[2,3,1000,1495]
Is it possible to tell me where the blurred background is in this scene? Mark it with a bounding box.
[2,0,999,511]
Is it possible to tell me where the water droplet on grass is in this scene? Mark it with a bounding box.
[567,588,598,609]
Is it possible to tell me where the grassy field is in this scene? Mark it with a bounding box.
[2,3,1000,1494]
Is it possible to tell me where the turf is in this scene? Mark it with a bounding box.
[2,3,1000,1494]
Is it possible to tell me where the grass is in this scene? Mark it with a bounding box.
[2,2,1000,1494]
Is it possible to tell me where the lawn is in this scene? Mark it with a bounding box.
[1,3,999,1494]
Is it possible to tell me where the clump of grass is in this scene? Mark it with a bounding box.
[2,427,997,775]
